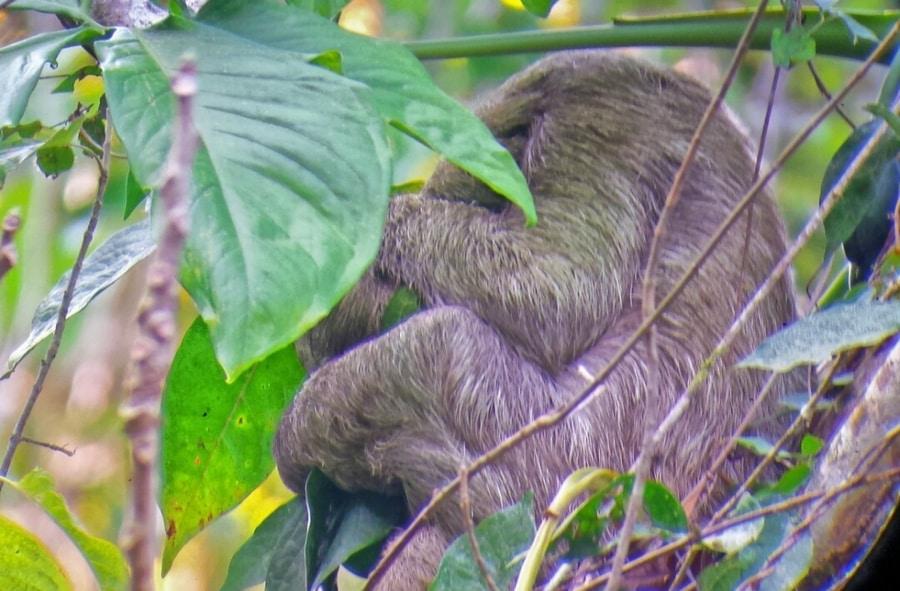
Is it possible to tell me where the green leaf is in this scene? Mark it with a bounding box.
[0,140,41,188]
[221,497,307,591]
[878,46,899,108]
[643,481,688,534]
[739,302,900,372]
[35,116,82,178]
[35,145,74,176]
[800,434,824,458]
[821,119,899,271]
[771,27,816,68]
[303,471,405,586]
[380,286,420,331]
[311,491,404,587]
[701,501,811,590]
[5,219,155,375]
[196,0,535,224]
[0,27,96,127]
[160,318,303,572]
[264,499,310,591]
[702,494,764,555]
[99,23,391,380]
[431,496,535,591]
[0,514,73,591]
[2,469,128,590]
[285,0,351,19]
[6,0,101,26]
[123,168,149,219]
[522,0,557,18]
[763,464,811,497]
[833,11,879,44]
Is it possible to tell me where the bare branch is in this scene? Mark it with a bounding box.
[20,435,75,457]
[119,60,197,591]
[0,121,110,492]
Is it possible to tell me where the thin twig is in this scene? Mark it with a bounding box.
[19,435,75,457]
[807,62,856,129]
[119,60,197,591]
[363,23,898,589]
[459,466,499,591]
[613,2,771,587]
[0,210,21,283]
[0,118,110,493]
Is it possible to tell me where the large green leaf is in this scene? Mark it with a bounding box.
[160,318,304,572]
[196,0,535,223]
[0,514,72,591]
[740,301,900,373]
[98,22,391,380]
[0,27,96,127]
[1,469,128,590]
[5,219,155,376]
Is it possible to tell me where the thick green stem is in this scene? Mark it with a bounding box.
[405,8,897,63]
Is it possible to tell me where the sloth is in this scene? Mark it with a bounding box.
[274,51,798,588]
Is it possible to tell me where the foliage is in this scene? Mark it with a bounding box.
[0,0,897,590]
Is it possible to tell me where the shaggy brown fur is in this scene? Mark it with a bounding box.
[274,51,799,589]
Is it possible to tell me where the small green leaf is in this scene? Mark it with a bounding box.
[740,302,900,372]
[834,11,879,44]
[35,117,83,177]
[800,434,824,458]
[431,495,536,591]
[221,497,307,591]
[0,514,73,591]
[2,469,128,590]
[1,120,43,138]
[521,0,557,18]
[761,465,811,498]
[380,286,420,331]
[391,179,425,195]
[6,219,155,374]
[285,0,351,19]
[51,65,103,94]
[123,169,148,219]
[643,481,688,534]
[0,140,41,188]
[35,145,74,176]
[702,494,764,554]
[308,49,343,74]
[771,27,816,68]
[160,318,304,573]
